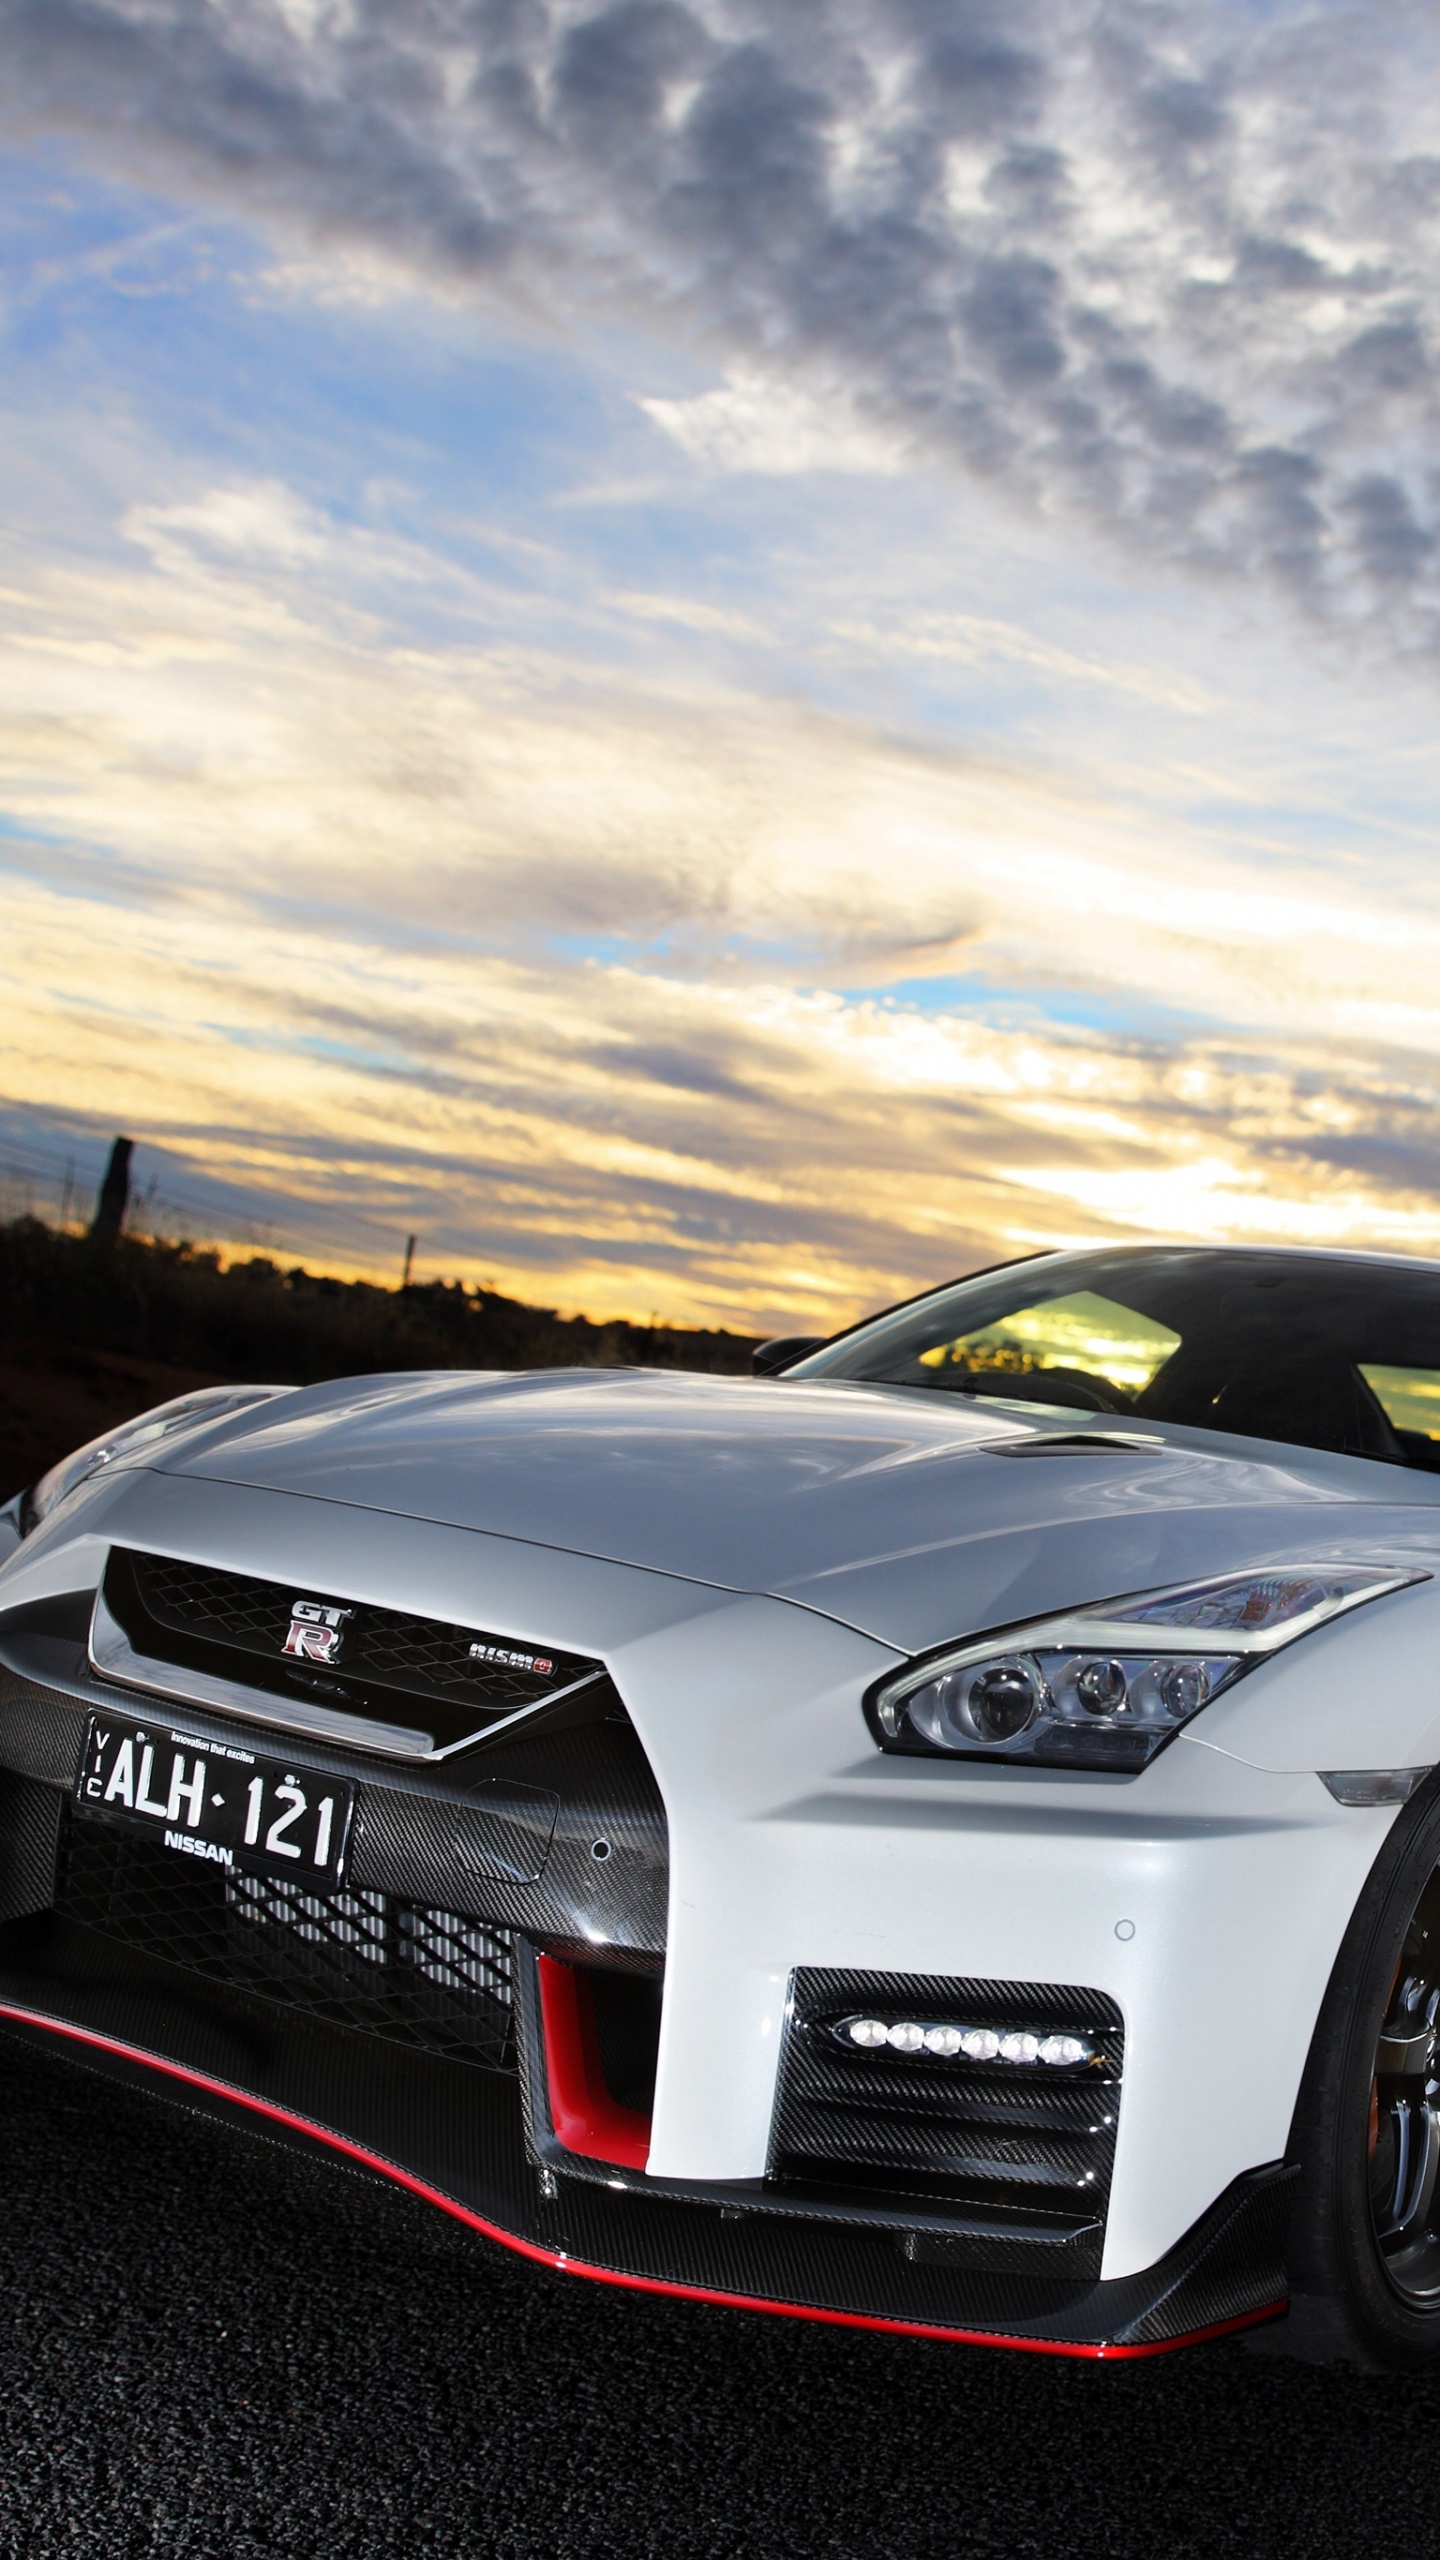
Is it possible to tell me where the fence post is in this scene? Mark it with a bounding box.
[90,1137,134,1246]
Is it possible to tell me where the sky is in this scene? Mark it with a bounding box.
[2,0,1440,1334]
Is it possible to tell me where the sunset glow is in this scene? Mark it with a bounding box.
[4,6,1440,1330]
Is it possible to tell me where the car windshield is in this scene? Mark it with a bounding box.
[790,1247,1440,1473]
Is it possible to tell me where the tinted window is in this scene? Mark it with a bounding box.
[793,1249,1440,1471]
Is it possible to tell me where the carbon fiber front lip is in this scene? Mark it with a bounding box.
[0,1904,1294,2352]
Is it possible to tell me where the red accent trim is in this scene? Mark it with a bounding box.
[536,1953,652,2171]
[0,2001,1286,2359]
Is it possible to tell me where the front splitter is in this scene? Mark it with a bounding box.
[0,1909,1292,2357]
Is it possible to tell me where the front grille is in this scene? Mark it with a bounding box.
[104,1548,606,1753]
[59,1812,515,2068]
[769,1968,1124,2240]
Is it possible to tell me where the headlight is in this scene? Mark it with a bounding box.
[19,1385,290,1536]
[867,1565,1428,1772]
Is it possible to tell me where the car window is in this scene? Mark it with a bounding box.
[916,1290,1180,1405]
[790,1247,1440,1471]
[1360,1364,1440,1443]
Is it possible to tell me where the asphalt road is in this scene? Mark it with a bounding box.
[0,2036,1433,2560]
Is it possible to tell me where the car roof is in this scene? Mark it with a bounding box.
[1025,1241,1440,1278]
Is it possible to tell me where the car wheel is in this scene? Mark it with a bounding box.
[1269,1775,1440,2368]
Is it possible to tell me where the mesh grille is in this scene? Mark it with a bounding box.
[59,1812,515,2069]
[227,1873,392,1961]
[139,1554,295,1652]
[769,1968,1124,2238]
[397,1905,513,2002]
[111,1547,601,1732]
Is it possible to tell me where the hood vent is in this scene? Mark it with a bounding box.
[985,1432,1168,1458]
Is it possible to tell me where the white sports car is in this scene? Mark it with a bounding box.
[6,1243,1440,2368]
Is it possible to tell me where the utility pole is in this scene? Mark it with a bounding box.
[401,1233,416,1291]
[90,1137,134,1246]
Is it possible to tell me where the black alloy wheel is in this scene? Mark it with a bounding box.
[1267,1775,1440,2368]
[1368,1864,1440,2306]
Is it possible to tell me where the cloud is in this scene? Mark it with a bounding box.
[829,607,1216,713]
[0,475,1003,982]
[7,465,1440,1327]
[126,480,330,568]
[5,1,1440,642]
[638,371,911,476]
[4,468,1439,1036]
[11,826,1440,1331]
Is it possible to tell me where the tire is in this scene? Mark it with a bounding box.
[1266,1772,1440,2368]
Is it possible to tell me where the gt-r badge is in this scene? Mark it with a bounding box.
[282,1599,352,1664]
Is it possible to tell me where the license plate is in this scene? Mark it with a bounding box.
[77,1713,354,1885]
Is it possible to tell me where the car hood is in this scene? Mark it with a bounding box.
[156,1368,1440,1655]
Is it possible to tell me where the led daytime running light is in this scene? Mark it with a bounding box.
[837,2015,1094,2069]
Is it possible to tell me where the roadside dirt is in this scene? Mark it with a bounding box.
[0,1342,228,1501]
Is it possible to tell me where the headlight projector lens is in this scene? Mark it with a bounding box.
[969,1662,1039,1741]
[1075,1657,1128,1715]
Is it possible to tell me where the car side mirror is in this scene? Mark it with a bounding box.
[752,1336,826,1377]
